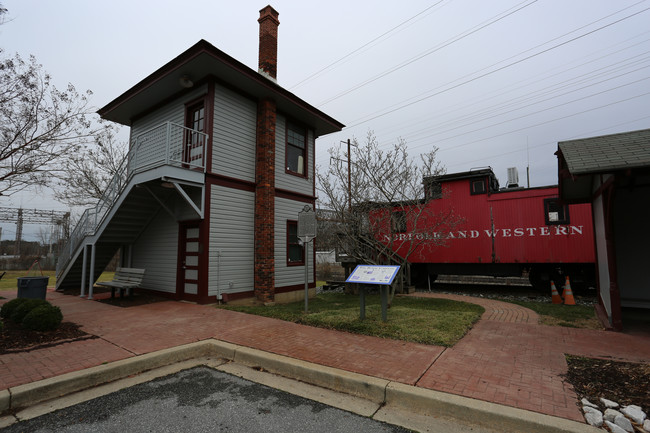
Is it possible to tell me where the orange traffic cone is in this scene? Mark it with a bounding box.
[563,276,576,306]
[551,281,562,304]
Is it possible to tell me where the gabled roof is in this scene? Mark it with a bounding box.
[557,128,650,175]
[98,39,344,137]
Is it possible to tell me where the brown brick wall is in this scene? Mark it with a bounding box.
[254,98,276,303]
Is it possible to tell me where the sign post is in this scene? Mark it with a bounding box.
[345,265,400,322]
[298,205,317,313]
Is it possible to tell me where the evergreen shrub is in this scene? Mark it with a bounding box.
[22,304,63,331]
[10,299,50,323]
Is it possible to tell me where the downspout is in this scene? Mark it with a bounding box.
[217,250,222,301]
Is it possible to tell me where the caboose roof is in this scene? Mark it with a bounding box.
[423,167,495,183]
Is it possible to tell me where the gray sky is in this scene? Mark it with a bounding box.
[1,0,649,241]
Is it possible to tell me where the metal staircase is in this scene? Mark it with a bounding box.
[56,122,208,292]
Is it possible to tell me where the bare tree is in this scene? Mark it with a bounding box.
[0,51,107,197]
[54,124,127,207]
[317,131,461,300]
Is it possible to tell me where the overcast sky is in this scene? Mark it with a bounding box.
[1,0,649,241]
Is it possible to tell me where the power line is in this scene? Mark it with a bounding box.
[317,0,539,106]
[288,0,451,90]
[343,5,650,128]
[404,64,650,147]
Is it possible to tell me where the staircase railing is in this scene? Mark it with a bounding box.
[56,122,208,276]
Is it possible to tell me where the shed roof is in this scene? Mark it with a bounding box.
[556,128,650,203]
[557,128,650,175]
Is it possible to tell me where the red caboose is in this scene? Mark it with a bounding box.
[381,168,596,290]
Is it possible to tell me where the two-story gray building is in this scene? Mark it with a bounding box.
[55,6,344,304]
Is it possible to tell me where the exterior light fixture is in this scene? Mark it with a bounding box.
[179,75,194,88]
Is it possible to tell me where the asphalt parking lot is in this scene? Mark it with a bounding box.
[2,366,412,433]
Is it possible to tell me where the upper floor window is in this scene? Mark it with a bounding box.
[544,198,570,225]
[470,179,486,195]
[286,122,307,176]
[287,220,305,265]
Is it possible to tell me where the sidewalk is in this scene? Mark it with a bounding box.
[1,288,649,426]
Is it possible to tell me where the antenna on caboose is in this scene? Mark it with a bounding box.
[526,136,530,188]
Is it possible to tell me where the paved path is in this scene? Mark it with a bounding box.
[1,289,649,424]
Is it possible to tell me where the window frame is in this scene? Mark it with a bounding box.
[391,210,407,233]
[544,198,570,225]
[286,220,305,266]
[470,178,487,195]
[285,120,308,178]
[183,98,206,165]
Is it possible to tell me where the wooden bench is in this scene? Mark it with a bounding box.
[96,267,145,298]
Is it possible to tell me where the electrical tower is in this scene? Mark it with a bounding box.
[0,207,70,255]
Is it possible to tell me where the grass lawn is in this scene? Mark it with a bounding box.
[0,270,115,292]
[505,299,601,329]
[218,292,484,347]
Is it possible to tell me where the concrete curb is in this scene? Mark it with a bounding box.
[232,345,388,404]
[385,382,600,433]
[4,340,213,412]
[1,339,600,433]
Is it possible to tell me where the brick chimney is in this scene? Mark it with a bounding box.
[255,6,279,303]
[258,5,280,80]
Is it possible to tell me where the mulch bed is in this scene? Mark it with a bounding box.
[564,355,650,411]
[0,319,96,354]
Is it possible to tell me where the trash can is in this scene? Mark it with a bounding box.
[17,276,49,299]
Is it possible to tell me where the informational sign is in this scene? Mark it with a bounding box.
[345,265,401,285]
[298,205,317,243]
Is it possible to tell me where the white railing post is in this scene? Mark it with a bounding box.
[166,121,172,165]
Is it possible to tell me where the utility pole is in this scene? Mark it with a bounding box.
[347,139,352,212]
[0,207,70,256]
[15,208,23,255]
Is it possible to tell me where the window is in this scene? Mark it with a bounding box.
[426,182,442,200]
[544,198,570,225]
[286,122,307,176]
[470,179,486,195]
[184,101,205,164]
[391,210,407,233]
[287,220,304,265]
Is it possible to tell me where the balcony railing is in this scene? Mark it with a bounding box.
[57,122,208,275]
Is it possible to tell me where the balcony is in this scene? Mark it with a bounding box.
[57,122,208,275]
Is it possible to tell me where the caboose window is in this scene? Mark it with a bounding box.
[544,198,569,225]
[427,182,442,200]
[391,210,407,233]
[470,179,486,195]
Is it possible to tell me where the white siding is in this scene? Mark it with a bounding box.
[275,197,314,288]
[208,185,255,297]
[132,211,178,293]
[130,85,208,140]
[275,114,315,196]
[212,84,257,182]
[593,186,610,318]
[128,85,209,172]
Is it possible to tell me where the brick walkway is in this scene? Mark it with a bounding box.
[1,288,649,423]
